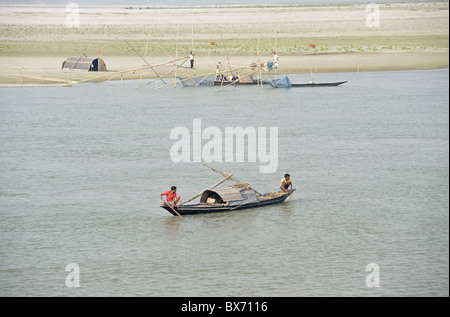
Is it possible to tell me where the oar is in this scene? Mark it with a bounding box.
[230,201,254,211]
[160,197,182,217]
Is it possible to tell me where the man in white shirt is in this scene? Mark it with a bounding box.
[190,51,195,68]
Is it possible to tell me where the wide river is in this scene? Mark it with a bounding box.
[0,69,448,296]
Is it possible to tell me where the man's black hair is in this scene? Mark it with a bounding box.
[171,186,177,191]
[284,174,290,178]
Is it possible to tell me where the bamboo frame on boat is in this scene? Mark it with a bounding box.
[154,64,256,90]
[202,164,262,196]
[179,174,234,206]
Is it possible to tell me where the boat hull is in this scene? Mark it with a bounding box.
[291,81,347,87]
[213,80,347,87]
[161,191,293,216]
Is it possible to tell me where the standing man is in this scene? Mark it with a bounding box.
[280,174,293,194]
[189,51,195,69]
[273,51,279,69]
[160,186,180,208]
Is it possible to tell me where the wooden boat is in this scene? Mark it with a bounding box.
[214,77,347,87]
[178,76,214,87]
[161,184,295,216]
[214,75,257,86]
[291,81,347,87]
[214,80,257,86]
[265,76,347,88]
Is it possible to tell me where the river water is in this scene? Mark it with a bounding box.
[0,69,448,296]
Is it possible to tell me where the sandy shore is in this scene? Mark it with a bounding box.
[0,3,448,85]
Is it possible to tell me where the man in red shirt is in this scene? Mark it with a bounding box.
[160,186,180,208]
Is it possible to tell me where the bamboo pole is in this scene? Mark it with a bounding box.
[140,25,152,87]
[135,58,188,90]
[161,197,182,217]
[70,57,188,85]
[175,31,179,87]
[124,40,167,85]
[230,38,251,57]
[22,76,74,84]
[202,164,262,196]
[257,39,262,88]
[135,68,177,90]
[202,164,243,184]
[156,64,254,90]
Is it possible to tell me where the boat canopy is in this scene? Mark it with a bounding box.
[200,186,258,206]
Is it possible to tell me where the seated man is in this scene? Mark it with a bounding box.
[280,174,293,194]
[160,186,180,208]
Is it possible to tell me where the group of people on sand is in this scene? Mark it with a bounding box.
[190,51,280,82]
[160,174,293,209]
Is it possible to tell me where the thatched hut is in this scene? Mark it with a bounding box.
[62,56,107,71]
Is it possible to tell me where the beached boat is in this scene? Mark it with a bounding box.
[161,183,295,216]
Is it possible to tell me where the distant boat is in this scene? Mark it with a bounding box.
[291,81,348,87]
[265,76,347,88]
[161,184,295,216]
[214,74,257,86]
[213,76,347,88]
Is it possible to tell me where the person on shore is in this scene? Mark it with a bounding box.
[273,51,279,69]
[189,51,195,68]
[280,174,293,194]
[160,186,180,208]
[215,61,222,80]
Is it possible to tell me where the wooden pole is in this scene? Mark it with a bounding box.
[156,64,253,90]
[201,164,262,196]
[135,59,188,90]
[71,56,188,85]
[175,31,179,87]
[257,39,262,87]
[140,24,152,87]
[124,40,167,85]
[161,197,182,217]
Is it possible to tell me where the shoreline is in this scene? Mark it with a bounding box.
[0,52,448,86]
[0,2,448,85]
